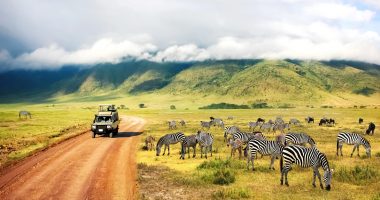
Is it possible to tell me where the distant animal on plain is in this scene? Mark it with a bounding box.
[305,116,314,123]
[200,121,211,130]
[248,121,261,131]
[210,117,224,129]
[180,135,197,159]
[227,116,234,120]
[366,122,375,135]
[289,118,300,125]
[319,118,335,126]
[256,118,265,123]
[168,120,177,130]
[179,119,186,127]
[145,135,156,151]
[227,138,243,159]
[358,118,363,124]
[337,132,371,157]
[195,131,214,159]
[19,111,32,119]
[156,132,185,156]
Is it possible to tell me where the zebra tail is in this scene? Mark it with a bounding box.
[336,139,339,153]
[280,155,283,173]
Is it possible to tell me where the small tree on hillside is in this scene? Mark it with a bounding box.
[139,103,145,108]
[170,105,176,110]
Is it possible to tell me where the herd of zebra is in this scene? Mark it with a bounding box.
[149,116,376,191]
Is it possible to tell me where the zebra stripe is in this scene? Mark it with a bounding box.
[285,132,315,147]
[336,132,371,157]
[231,131,265,144]
[224,126,241,142]
[200,121,211,130]
[180,135,197,159]
[195,131,214,159]
[246,138,284,170]
[156,132,185,156]
[280,145,332,190]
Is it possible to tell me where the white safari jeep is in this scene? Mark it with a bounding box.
[91,104,120,138]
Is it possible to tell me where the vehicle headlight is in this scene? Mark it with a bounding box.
[107,125,111,129]
[92,125,96,129]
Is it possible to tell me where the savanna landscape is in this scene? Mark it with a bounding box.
[1,1,380,200]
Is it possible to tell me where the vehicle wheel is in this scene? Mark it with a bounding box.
[110,132,114,138]
[92,132,96,138]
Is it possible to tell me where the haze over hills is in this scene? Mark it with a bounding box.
[1,59,379,106]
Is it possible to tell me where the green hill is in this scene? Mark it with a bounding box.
[0,59,379,106]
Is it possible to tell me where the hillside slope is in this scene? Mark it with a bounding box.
[0,59,379,105]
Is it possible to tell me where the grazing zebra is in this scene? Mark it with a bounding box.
[227,138,243,159]
[289,119,300,125]
[145,135,156,151]
[246,138,285,170]
[305,116,314,123]
[19,111,32,119]
[268,119,274,124]
[280,145,333,190]
[366,122,375,135]
[358,118,363,124]
[195,131,214,159]
[200,121,211,130]
[156,132,185,156]
[168,120,177,130]
[285,132,315,147]
[210,117,225,129]
[179,119,186,127]
[231,131,265,144]
[248,121,261,131]
[260,122,273,132]
[227,116,234,120]
[180,135,197,159]
[275,117,284,125]
[273,123,290,133]
[224,126,241,142]
[337,132,371,157]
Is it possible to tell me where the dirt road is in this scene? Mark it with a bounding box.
[0,116,145,200]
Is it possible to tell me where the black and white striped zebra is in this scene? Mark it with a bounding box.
[200,121,211,130]
[273,123,290,133]
[231,131,266,144]
[168,120,177,130]
[260,122,273,132]
[280,145,333,190]
[180,135,197,159]
[336,132,371,157]
[156,132,185,156]
[210,117,225,129]
[195,131,214,159]
[246,138,285,170]
[224,126,241,142]
[285,132,316,147]
[248,121,261,131]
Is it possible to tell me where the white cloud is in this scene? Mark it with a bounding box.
[151,44,210,62]
[305,2,375,21]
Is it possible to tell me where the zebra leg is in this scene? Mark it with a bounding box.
[312,170,317,188]
[270,155,276,170]
[162,145,167,155]
[357,145,360,157]
[315,169,323,189]
[167,145,170,156]
[251,155,255,171]
[210,145,213,157]
[192,146,196,158]
[205,146,208,159]
[339,144,343,156]
[284,170,289,186]
[351,144,358,157]
[238,147,242,160]
[201,147,203,158]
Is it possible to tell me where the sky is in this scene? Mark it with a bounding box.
[0,0,380,70]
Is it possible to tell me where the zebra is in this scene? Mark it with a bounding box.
[145,135,156,151]
[285,132,316,147]
[289,118,300,125]
[227,138,243,159]
[231,131,265,144]
[19,111,32,119]
[275,117,284,125]
[248,121,261,131]
[180,135,197,159]
[168,120,177,130]
[280,145,333,190]
[260,122,273,132]
[273,123,290,133]
[200,121,211,130]
[224,126,241,142]
[336,132,371,157]
[156,132,185,156]
[179,119,186,127]
[227,116,234,120]
[195,131,214,159]
[210,117,224,129]
[246,137,285,170]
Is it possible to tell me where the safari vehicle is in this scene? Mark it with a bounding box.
[91,104,120,138]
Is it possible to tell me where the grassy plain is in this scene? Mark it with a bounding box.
[0,100,379,199]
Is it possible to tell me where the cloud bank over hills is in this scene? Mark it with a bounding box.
[0,0,380,69]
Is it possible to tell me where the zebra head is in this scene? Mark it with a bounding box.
[323,169,333,191]
[156,138,164,156]
[363,138,371,158]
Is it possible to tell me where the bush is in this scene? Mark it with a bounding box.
[213,168,235,185]
[335,165,378,185]
[212,188,250,199]
[353,87,376,96]
[360,105,367,109]
[139,103,146,108]
[199,103,250,109]
[251,102,270,109]
[197,158,246,170]
[278,103,295,108]
[170,105,176,110]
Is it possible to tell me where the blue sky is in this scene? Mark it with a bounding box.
[0,0,380,69]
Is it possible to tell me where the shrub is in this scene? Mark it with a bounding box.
[360,105,367,109]
[335,165,378,185]
[199,103,250,109]
[213,168,235,185]
[353,87,376,96]
[197,158,246,170]
[139,103,146,108]
[212,188,250,199]
[251,102,270,109]
[170,105,176,110]
[278,103,295,108]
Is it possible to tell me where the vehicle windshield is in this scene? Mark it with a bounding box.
[99,105,116,112]
[95,116,112,123]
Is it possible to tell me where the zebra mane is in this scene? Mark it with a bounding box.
[318,152,330,171]
[361,135,371,148]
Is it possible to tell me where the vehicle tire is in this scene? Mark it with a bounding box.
[92,132,96,138]
[110,132,114,138]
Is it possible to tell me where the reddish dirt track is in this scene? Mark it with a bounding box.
[0,116,145,200]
